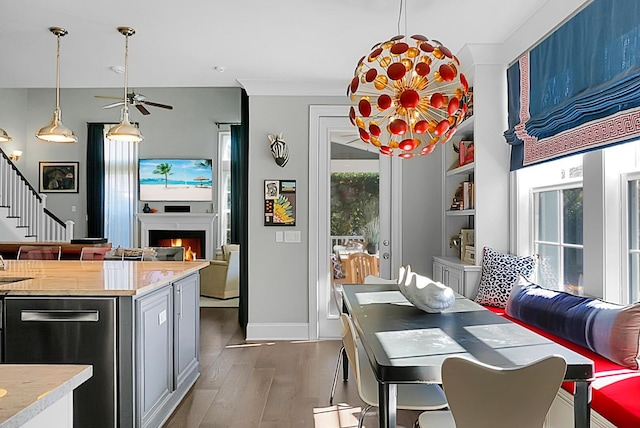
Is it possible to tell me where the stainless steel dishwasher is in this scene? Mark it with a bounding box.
[3,297,117,428]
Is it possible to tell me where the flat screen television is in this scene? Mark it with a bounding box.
[139,158,213,202]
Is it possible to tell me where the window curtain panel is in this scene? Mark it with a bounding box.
[231,88,249,333]
[506,0,640,169]
[103,125,139,248]
[86,123,106,237]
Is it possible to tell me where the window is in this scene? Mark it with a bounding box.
[218,131,231,247]
[627,176,640,302]
[515,153,583,293]
[533,186,583,292]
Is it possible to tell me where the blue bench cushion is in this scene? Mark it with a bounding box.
[506,276,640,369]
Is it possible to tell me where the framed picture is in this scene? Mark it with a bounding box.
[39,161,79,193]
[460,228,475,263]
[264,180,296,226]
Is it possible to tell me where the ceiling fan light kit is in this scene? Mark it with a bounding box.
[107,27,144,143]
[36,27,78,143]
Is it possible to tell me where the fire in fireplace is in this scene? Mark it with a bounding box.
[148,230,206,260]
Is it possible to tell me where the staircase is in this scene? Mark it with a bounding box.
[0,148,73,241]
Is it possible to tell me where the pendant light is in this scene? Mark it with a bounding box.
[106,27,143,142]
[36,27,77,143]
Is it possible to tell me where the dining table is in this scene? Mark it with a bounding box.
[341,283,594,428]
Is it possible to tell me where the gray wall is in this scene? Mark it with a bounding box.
[0,87,241,238]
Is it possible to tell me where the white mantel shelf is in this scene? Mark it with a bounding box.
[137,213,216,259]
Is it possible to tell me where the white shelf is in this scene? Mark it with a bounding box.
[446,162,475,177]
[446,209,475,216]
[456,115,475,135]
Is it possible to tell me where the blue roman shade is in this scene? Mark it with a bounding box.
[506,0,640,170]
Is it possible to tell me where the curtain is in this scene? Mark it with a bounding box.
[86,123,106,237]
[231,89,249,333]
[506,0,640,169]
[103,125,139,248]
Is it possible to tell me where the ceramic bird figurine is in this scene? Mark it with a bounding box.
[397,265,455,313]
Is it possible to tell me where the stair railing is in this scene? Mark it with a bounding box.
[0,148,73,241]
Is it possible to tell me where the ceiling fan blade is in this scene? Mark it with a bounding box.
[142,101,173,110]
[102,101,125,109]
[135,104,151,115]
[95,95,123,100]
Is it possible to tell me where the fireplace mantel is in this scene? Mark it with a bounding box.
[137,213,216,258]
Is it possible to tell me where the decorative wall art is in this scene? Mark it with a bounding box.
[264,180,296,226]
[267,133,289,167]
[39,161,79,193]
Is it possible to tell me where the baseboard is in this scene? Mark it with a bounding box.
[246,322,309,341]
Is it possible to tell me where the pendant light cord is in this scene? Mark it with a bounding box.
[397,0,407,35]
[123,33,130,118]
[55,33,61,112]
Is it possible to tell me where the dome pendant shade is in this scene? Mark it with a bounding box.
[0,128,12,142]
[106,109,143,142]
[36,107,77,143]
[36,27,76,143]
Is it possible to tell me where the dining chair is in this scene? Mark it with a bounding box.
[345,252,379,284]
[16,245,62,260]
[330,313,447,428]
[417,355,567,428]
[79,247,112,260]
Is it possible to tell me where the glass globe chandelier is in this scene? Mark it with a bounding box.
[347,29,469,159]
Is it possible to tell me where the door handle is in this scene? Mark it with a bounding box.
[21,310,100,322]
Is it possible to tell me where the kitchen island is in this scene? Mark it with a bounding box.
[0,259,209,428]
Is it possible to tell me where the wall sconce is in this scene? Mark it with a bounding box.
[9,150,22,162]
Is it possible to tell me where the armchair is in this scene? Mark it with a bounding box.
[200,245,240,299]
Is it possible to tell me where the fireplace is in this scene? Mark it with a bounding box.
[137,213,216,260]
[148,230,205,260]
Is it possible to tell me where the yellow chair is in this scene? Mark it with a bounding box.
[199,245,239,299]
[344,252,379,284]
[17,245,61,260]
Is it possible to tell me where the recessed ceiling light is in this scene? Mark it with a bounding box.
[110,65,125,74]
[213,65,225,73]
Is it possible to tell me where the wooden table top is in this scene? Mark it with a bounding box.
[0,260,209,296]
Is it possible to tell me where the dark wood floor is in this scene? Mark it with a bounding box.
[164,308,421,428]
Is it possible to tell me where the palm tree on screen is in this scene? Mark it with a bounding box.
[153,162,173,188]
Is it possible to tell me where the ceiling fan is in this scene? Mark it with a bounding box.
[95,91,173,115]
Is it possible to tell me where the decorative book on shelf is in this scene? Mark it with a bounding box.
[459,141,475,166]
[450,181,475,210]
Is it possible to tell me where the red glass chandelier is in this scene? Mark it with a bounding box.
[347,34,469,159]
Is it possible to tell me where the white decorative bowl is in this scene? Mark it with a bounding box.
[397,265,455,313]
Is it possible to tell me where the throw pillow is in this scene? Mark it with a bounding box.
[506,276,640,369]
[330,253,344,279]
[474,246,538,308]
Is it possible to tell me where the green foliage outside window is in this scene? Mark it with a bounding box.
[331,173,379,237]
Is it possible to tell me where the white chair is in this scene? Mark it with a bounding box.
[331,313,447,428]
[17,245,61,260]
[417,355,567,428]
[79,247,111,260]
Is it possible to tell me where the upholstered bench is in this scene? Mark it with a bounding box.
[486,304,640,428]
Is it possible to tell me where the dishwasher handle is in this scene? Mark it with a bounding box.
[21,310,100,322]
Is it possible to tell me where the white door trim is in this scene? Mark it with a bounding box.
[308,105,402,340]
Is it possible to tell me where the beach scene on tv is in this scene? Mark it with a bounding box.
[139,159,213,201]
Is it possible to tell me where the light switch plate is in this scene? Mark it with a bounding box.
[275,231,283,242]
[284,230,301,243]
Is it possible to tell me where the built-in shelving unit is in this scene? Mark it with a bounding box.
[434,55,511,299]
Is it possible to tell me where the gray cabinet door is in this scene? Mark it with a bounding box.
[136,286,173,428]
[173,273,200,390]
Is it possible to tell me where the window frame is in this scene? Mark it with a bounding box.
[621,171,640,303]
[217,130,231,248]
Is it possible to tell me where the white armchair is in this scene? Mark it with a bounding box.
[200,245,240,299]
